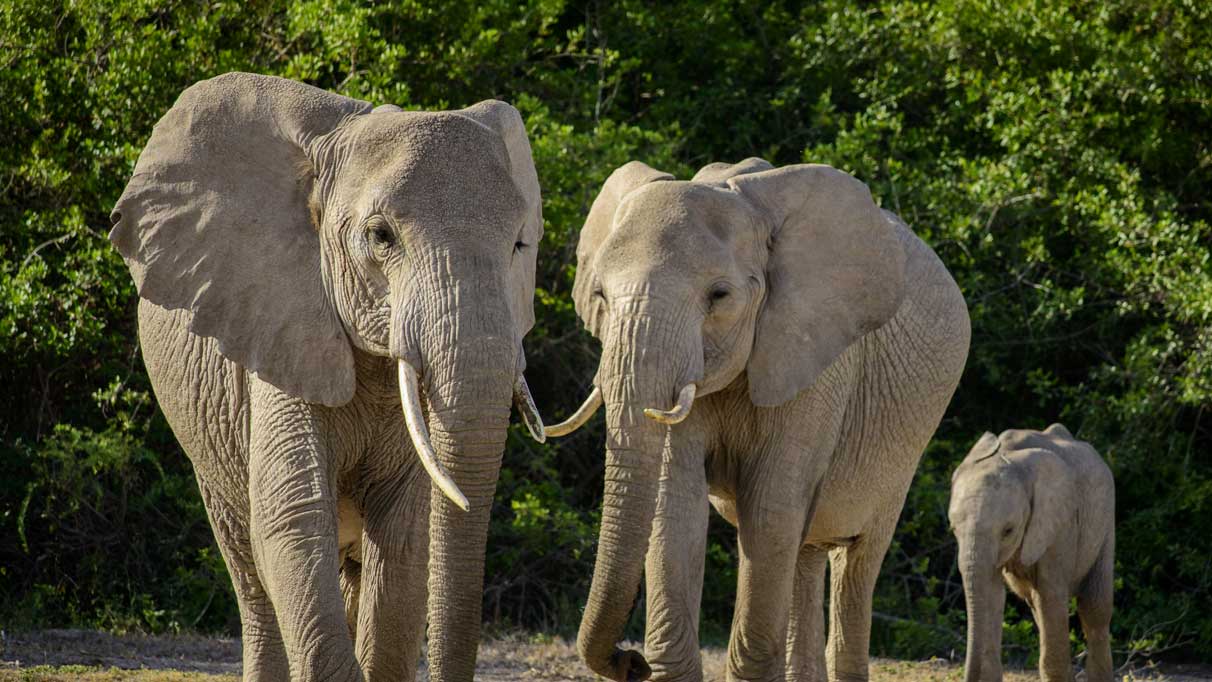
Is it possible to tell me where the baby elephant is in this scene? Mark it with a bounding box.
[949,424,1115,682]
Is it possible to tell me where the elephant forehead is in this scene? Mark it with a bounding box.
[347,114,523,228]
[602,182,760,268]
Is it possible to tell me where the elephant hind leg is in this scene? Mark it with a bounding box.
[1077,536,1114,682]
[785,544,828,682]
[825,522,898,682]
[341,557,362,642]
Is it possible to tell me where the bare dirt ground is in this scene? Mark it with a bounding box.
[1,629,1207,681]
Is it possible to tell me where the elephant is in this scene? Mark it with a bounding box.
[949,424,1115,682]
[544,158,971,681]
[109,72,548,682]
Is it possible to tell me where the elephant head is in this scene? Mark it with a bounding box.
[109,72,545,678]
[548,158,907,680]
[948,430,1076,682]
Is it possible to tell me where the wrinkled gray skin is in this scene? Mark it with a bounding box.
[949,425,1115,682]
[563,159,970,681]
[110,73,543,682]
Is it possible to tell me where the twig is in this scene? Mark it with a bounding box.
[21,233,76,270]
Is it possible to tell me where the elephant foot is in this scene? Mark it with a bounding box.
[610,648,653,682]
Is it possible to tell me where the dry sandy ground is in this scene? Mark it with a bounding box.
[1,629,1205,681]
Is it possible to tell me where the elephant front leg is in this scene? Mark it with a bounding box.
[727,502,811,681]
[248,386,362,682]
[354,475,430,682]
[645,437,710,682]
[1033,583,1076,682]
[784,544,828,682]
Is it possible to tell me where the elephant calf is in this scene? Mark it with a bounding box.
[949,424,1115,682]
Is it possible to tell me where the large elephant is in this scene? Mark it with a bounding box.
[110,73,547,682]
[949,425,1115,682]
[545,158,970,681]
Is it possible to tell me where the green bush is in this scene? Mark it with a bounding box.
[1,0,1209,664]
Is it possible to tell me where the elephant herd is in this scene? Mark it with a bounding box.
[109,73,1116,682]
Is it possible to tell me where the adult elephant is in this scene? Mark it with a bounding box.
[110,72,547,682]
[546,159,970,681]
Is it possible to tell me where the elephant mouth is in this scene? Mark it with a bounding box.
[396,358,547,511]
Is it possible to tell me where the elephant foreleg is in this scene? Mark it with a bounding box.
[727,506,809,681]
[354,476,430,682]
[785,544,828,682]
[644,439,710,682]
[248,383,362,682]
[198,483,289,682]
[1033,583,1076,682]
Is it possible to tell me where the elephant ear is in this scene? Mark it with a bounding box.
[730,164,907,407]
[572,161,673,338]
[1020,449,1076,566]
[110,72,372,407]
[455,100,543,342]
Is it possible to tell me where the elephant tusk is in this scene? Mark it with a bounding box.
[644,383,696,425]
[513,374,547,443]
[397,360,470,512]
[543,386,603,438]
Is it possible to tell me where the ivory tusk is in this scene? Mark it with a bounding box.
[513,374,547,443]
[644,383,696,425]
[397,360,470,512]
[543,386,603,438]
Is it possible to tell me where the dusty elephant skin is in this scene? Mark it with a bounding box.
[949,425,1116,682]
[548,158,971,681]
[109,72,545,682]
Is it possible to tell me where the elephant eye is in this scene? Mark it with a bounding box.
[1002,526,1014,538]
[708,285,731,307]
[372,226,394,247]
[514,240,528,253]
[365,217,396,258]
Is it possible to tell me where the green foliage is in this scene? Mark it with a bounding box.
[1,0,1209,665]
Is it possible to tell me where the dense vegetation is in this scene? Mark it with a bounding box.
[2,0,1209,666]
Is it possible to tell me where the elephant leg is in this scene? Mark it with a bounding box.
[727,500,810,681]
[826,522,897,682]
[1076,538,1114,682]
[1033,585,1075,682]
[196,482,289,682]
[645,438,710,682]
[341,557,362,642]
[354,475,430,682]
[247,383,361,682]
[785,544,828,682]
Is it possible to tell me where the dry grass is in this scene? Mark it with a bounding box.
[1,630,1199,681]
[0,668,234,682]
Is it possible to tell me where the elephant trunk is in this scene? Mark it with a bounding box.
[960,540,1006,682]
[577,311,692,681]
[408,269,516,681]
